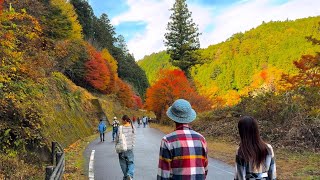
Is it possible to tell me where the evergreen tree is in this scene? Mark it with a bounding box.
[70,0,94,40]
[93,13,116,51]
[164,0,201,75]
[115,35,129,54]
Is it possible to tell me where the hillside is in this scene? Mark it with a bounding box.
[139,16,320,101]
[138,51,174,84]
[0,0,148,178]
[140,16,320,179]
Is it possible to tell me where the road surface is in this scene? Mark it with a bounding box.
[84,124,234,180]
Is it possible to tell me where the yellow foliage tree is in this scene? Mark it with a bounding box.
[51,0,83,39]
[223,90,241,107]
[101,48,118,74]
[241,66,284,97]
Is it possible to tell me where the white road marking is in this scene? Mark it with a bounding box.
[89,150,95,180]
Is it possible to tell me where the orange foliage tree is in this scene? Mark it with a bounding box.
[83,44,139,108]
[0,11,49,81]
[133,94,143,109]
[145,69,212,121]
[85,44,111,93]
[115,78,135,108]
[0,0,3,13]
[101,49,118,93]
[241,66,284,97]
[282,53,320,89]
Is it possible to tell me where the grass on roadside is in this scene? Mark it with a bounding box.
[0,153,43,179]
[63,134,98,180]
[63,127,112,180]
[150,123,320,179]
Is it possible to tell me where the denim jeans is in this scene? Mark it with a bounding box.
[118,149,134,179]
[112,127,118,141]
[99,132,105,142]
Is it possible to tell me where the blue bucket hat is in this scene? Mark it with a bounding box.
[166,99,197,124]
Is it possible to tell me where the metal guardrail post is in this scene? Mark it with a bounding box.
[46,141,65,180]
[45,166,54,180]
[51,142,57,165]
[56,152,63,166]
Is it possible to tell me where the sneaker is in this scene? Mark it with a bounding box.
[126,176,132,180]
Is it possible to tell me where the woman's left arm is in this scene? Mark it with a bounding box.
[268,146,277,180]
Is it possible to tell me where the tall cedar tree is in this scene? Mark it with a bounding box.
[70,0,94,40]
[93,13,116,51]
[164,0,201,75]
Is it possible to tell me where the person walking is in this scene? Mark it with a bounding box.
[139,117,142,128]
[116,115,136,180]
[142,116,147,128]
[234,116,276,180]
[157,99,208,180]
[132,116,136,124]
[98,119,107,142]
[137,117,141,128]
[112,117,120,142]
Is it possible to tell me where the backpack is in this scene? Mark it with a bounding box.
[113,120,119,127]
[115,126,127,153]
[98,122,106,132]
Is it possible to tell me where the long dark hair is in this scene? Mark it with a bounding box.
[238,116,268,169]
[122,115,134,133]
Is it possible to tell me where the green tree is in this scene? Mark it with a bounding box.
[115,35,129,54]
[93,13,117,51]
[70,0,94,40]
[164,0,201,75]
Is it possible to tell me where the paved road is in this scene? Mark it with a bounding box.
[84,125,234,180]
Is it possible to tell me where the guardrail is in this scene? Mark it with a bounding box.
[45,142,65,180]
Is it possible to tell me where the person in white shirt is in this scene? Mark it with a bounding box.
[112,117,120,141]
[142,116,147,128]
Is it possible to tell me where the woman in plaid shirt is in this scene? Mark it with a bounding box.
[157,99,208,180]
[235,116,277,180]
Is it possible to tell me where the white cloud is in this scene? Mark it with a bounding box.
[111,0,320,60]
[111,0,215,60]
[111,0,171,60]
[206,0,320,47]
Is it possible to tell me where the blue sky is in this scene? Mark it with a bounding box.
[88,0,320,60]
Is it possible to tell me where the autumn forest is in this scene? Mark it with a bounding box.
[0,0,319,179]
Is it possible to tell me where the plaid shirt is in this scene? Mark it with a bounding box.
[234,144,276,180]
[157,124,208,180]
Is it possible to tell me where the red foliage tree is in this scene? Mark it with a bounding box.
[101,49,118,93]
[282,53,320,89]
[133,94,143,109]
[145,69,212,121]
[85,44,111,93]
[115,78,135,108]
[0,0,3,13]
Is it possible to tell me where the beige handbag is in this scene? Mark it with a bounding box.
[115,126,127,153]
